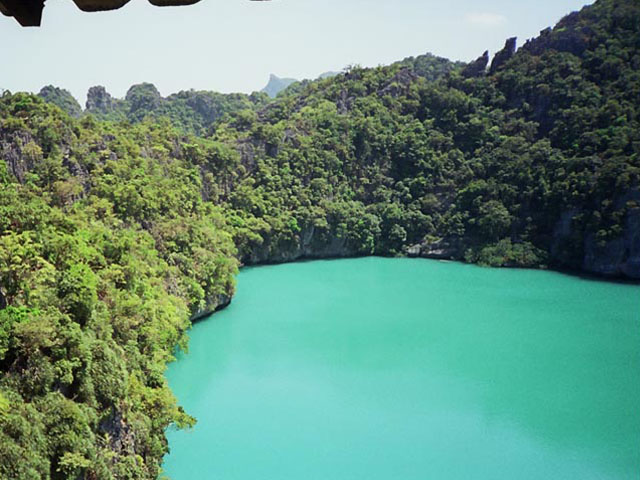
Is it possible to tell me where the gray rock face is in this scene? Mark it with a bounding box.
[245,225,357,265]
[86,86,116,113]
[0,130,38,183]
[490,37,517,74]
[379,68,419,98]
[623,210,640,278]
[550,191,640,280]
[550,209,579,260]
[190,293,232,321]
[583,204,640,279]
[461,51,489,78]
[98,409,136,466]
[414,237,463,260]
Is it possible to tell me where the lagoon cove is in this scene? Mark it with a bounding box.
[164,258,640,480]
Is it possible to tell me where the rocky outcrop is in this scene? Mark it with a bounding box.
[461,51,489,78]
[583,200,640,279]
[98,409,138,468]
[550,191,640,279]
[550,209,580,262]
[379,68,419,98]
[406,236,463,260]
[244,225,357,265]
[190,293,232,322]
[490,37,517,74]
[86,86,118,114]
[0,130,38,183]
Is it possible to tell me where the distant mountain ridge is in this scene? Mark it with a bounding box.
[35,57,456,133]
[37,83,268,135]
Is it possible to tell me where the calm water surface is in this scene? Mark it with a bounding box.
[164,258,640,480]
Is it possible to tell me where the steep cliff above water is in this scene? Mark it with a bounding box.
[204,0,639,280]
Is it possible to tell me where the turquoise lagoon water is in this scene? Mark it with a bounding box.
[164,258,640,480]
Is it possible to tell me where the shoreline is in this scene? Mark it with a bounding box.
[192,254,640,322]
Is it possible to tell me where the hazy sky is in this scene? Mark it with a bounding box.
[0,0,593,104]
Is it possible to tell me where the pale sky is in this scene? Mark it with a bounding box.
[0,0,593,105]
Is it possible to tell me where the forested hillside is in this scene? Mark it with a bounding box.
[0,0,638,478]
[0,95,238,478]
[203,0,638,275]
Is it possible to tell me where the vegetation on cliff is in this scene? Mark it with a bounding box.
[0,95,237,479]
[205,0,639,273]
[0,0,638,478]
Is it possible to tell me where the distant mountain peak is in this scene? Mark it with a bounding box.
[261,74,298,98]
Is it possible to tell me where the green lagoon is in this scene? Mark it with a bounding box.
[164,257,640,480]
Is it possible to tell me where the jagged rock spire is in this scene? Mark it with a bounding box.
[461,51,489,78]
[490,37,517,74]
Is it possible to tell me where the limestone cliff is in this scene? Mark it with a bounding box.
[489,37,517,74]
[461,51,489,78]
[555,190,640,279]
[86,85,126,119]
[190,293,232,322]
